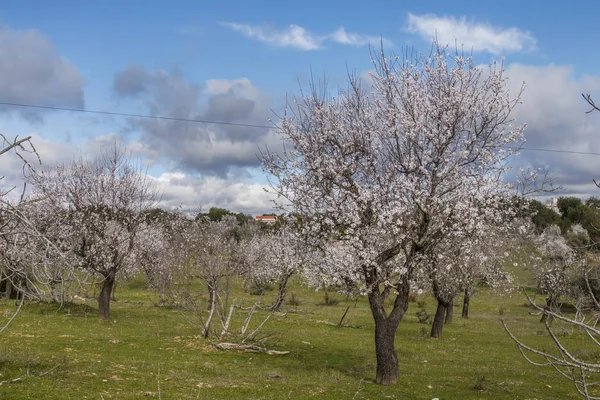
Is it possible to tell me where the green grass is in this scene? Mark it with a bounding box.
[0,277,593,399]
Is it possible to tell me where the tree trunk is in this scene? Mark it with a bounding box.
[98,273,115,320]
[203,288,217,338]
[462,287,470,318]
[374,318,399,385]
[207,278,218,310]
[271,274,290,311]
[444,298,454,324]
[540,296,556,323]
[367,278,410,385]
[431,300,449,338]
[3,279,12,300]
[50,280,61,304]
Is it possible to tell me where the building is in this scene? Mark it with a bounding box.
[546,197,560,214]
[255,215,277,224]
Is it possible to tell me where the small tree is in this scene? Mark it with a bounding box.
[171,216,242,337]
[531,225,584,322]
[263,41,525,384]
[28,145,158,319]
[242,223,309,310]
[0,134,39,332]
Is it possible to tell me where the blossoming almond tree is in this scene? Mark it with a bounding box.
[424,223,514,338]
[531,225,586,322]
[263,42,525,385]
[170,216,243,337]
[28,145,158,319]
[0,134,40,332]
[242,223,310,310]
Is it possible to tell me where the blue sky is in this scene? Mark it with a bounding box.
[1,1,599,214]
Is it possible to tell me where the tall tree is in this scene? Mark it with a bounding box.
[263,42,525,384]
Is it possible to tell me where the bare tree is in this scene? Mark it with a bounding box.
[27,144,158,319]
[263,41,525,384]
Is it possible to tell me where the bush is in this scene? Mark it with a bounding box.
[249,282,274,296]
[317,291,339,306]
[286,291,301,306]
[415,300,432,324]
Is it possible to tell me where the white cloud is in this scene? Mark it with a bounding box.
[328,27,390,47]
[220,22,391,50]
[0,26,85,122]
[504,63,600,195]
[0,130,279,215]
[113,69,276,176]
[151,172,278,215]
[406,13,536,55]
[220,22,322,51]
[204,77,260,99]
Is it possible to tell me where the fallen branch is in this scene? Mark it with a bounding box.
[0,377,24,386]
[317,320,364,329]
[0,361,65,386]
[214,342,289,355]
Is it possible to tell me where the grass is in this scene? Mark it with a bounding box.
[0,276,593,399]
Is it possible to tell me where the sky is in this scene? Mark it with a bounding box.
[0,0,599,215]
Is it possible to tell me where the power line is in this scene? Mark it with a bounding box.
[0,101,275,130]
[1,100,599,157]
[504,146,600,156]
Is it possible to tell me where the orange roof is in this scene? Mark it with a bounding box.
[256,215,277,220]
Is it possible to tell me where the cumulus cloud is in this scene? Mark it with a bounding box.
[113,66,278,177]
[505,64,600,196]
[1,132,278,214]
[406,13,536,55]
[220,22,390,50]
[0,26,85,121]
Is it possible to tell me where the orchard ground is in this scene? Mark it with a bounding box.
[0,275,591,400]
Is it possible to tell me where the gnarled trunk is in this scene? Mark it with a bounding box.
[444,298,454,324]
[374,318,400,385]
[367,278,410,385]
[462,287,471,318]
[431,299,449,338]
[98,272,115,320]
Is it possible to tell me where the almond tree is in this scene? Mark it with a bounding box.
[171,216,242,337]
[28,145,158,319]
[0,135,44,299]
[242,223,310,310]
[458,225,515,319]
[0,134,39,332]
[425,223,514,337]
[263,42,525,385]
[531,225,586,322]
[137,209,193,306]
